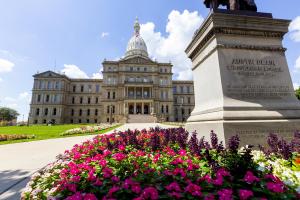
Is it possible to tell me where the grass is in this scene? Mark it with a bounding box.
[0,124,122,145]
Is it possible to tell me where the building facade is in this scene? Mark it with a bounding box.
[29,19,195,124]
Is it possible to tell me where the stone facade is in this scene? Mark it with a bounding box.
[28,19,194,124]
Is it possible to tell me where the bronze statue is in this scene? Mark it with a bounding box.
[203,0,257,12]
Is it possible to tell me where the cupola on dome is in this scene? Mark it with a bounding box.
[125,18,149,58]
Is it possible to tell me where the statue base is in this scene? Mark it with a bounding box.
[185,10,300,146]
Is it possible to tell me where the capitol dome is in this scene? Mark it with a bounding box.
[125,18,149,58]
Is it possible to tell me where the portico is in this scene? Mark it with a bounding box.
[127,102,152,115]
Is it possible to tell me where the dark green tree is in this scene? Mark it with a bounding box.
[0,107,19,121]
[296,88,300,100]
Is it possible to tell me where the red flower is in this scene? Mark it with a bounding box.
[239,189,254,200]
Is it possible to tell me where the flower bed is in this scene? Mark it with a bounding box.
[60,124,120,136]
[23,128,300,200]
[0,134,35,142]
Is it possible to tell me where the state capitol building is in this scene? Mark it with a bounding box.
[28,19,195,124]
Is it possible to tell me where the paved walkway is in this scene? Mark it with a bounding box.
[0,123,176,200]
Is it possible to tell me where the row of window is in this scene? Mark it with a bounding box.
[71,84,101,93]
[107,92,116,99]
[174,96,193,104]
[35,108,57,116]
[161,105,169,114]
[173,85,193,94]
[71,96,100,104]
[71,109,99,116]
[35,94,62,104]
[174,107,192,115]
[35,80,63,90]
[105,66,170,73]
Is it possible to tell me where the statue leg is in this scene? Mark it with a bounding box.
[211,0,218,9]
[230,0,239,10]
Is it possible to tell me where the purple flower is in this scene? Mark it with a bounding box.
[66,192,83,200]
[141,187,159,200]
[266,182,285,193]
[243,171,260,184]
[84,193,98,200]
[185,183,202,197]
[165,182,182,192]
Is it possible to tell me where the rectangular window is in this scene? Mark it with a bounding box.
[88,85,92,92]
[88,97,91,104]
[113,92,116,99]
[107,106,110,114]
[80,97,83,104]
[55,81,59,89]
[72,97,75,104]
[46,95,50,102]
[180,86,184,93]
[107,92,110,99]
[54,95,58,103]
[71,109,74,116]
[36,108,40,116]
[47,81,51,89]
[53,108,57,116]
[73,85,76,92]
[37,95,41,102]
[95,97,99,104]
[96,85,100,93]
[81,85,84,92]
[79,109,82,116]
[187,86,190,93]
[87,109,90,116]
[95,109,98,116]
[45,108,48,116]
[188,97,191,104]
[173,86,177,94]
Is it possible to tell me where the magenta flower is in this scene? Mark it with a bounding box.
[185,183,202,197]
[131,184,141,194]
[99,159,107,167]
[173,168,186,177]
[113,153,126,161]
[168,191,182,199]
[216,168,230,177]
[67,183,77,193]
[204,194,215,200]
[218,189,233,200]
[165,182,182,192]
[170,157,184,165]
[243,171,260,184]
[141,187,159,200]
[84,193,98,200]
[213,176,223,186]
[108,186,120,196]
[118,145,125,151]
[239,189,254,200]
[266,182,285,193]
[179,149,187,156]
[72,175,81,183]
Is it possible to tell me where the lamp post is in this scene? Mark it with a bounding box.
[109,104,113,125]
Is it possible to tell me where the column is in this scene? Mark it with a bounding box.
[142,87,144,99]
[134,87,136,99]
[127,87,129,98]
[134,102,136,114]
[142,102,144,114]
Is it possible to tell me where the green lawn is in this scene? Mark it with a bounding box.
[0,124,121,145]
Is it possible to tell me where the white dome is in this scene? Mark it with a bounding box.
[125,18,149,58]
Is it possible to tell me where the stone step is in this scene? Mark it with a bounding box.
[127,114,157,123]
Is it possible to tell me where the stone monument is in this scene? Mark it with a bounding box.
[185,1,300,146]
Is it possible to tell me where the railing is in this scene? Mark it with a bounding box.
[126,95,152,99]
[124,80,154,84]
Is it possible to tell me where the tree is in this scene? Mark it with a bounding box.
[0,107,19,121]
[296,88,300,100]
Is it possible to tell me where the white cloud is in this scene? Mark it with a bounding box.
[4,97,16,102]
[293,83,300,90]
[61,64,89,79]
[140,10,203,80]
[92,72,103,79]
[289,16,300,42]
[0,77,2,82]
[0,58,14,73]
[101,32,109,38]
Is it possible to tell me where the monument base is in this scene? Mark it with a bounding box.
[186,119,300,146]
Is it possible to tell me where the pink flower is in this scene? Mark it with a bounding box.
[218,189,233,200]
[66,192,83,200]
[266,182,285,193]
[84,193,98,200]
[265,174,281,183]
[165,182,182,192]
[239,189,254,200]
[131,185,141,194]
[99,159,107,167]
[113,153,126,162]
[179,149,187,156]
[169,191,182,199]
[111,176,120,183]
[67,184,77,193]
[72,176,81,183]
[243,171,260,184]
[103,167,113,178]
[153,153,160,163]
[204,194,215,200]
[185,183,202,197]
[213,176,223,186]
[103,150,112,157]
[173,168,186,177]
[216,168,230,177]
[118,145,125,151]
[141,187,159,200]
[94,178,102,186]
[108,186,120,196]
[170,158,184,165]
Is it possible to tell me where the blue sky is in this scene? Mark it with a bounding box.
[0,0,299,121]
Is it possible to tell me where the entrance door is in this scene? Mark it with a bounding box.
[129,105,134,114]
[136,105,142,114]
[144,104,149,114]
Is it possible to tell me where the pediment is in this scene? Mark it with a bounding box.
[34,71,66,78]
[121,56,156,65]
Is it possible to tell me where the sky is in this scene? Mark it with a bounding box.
[0,0,299,121]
